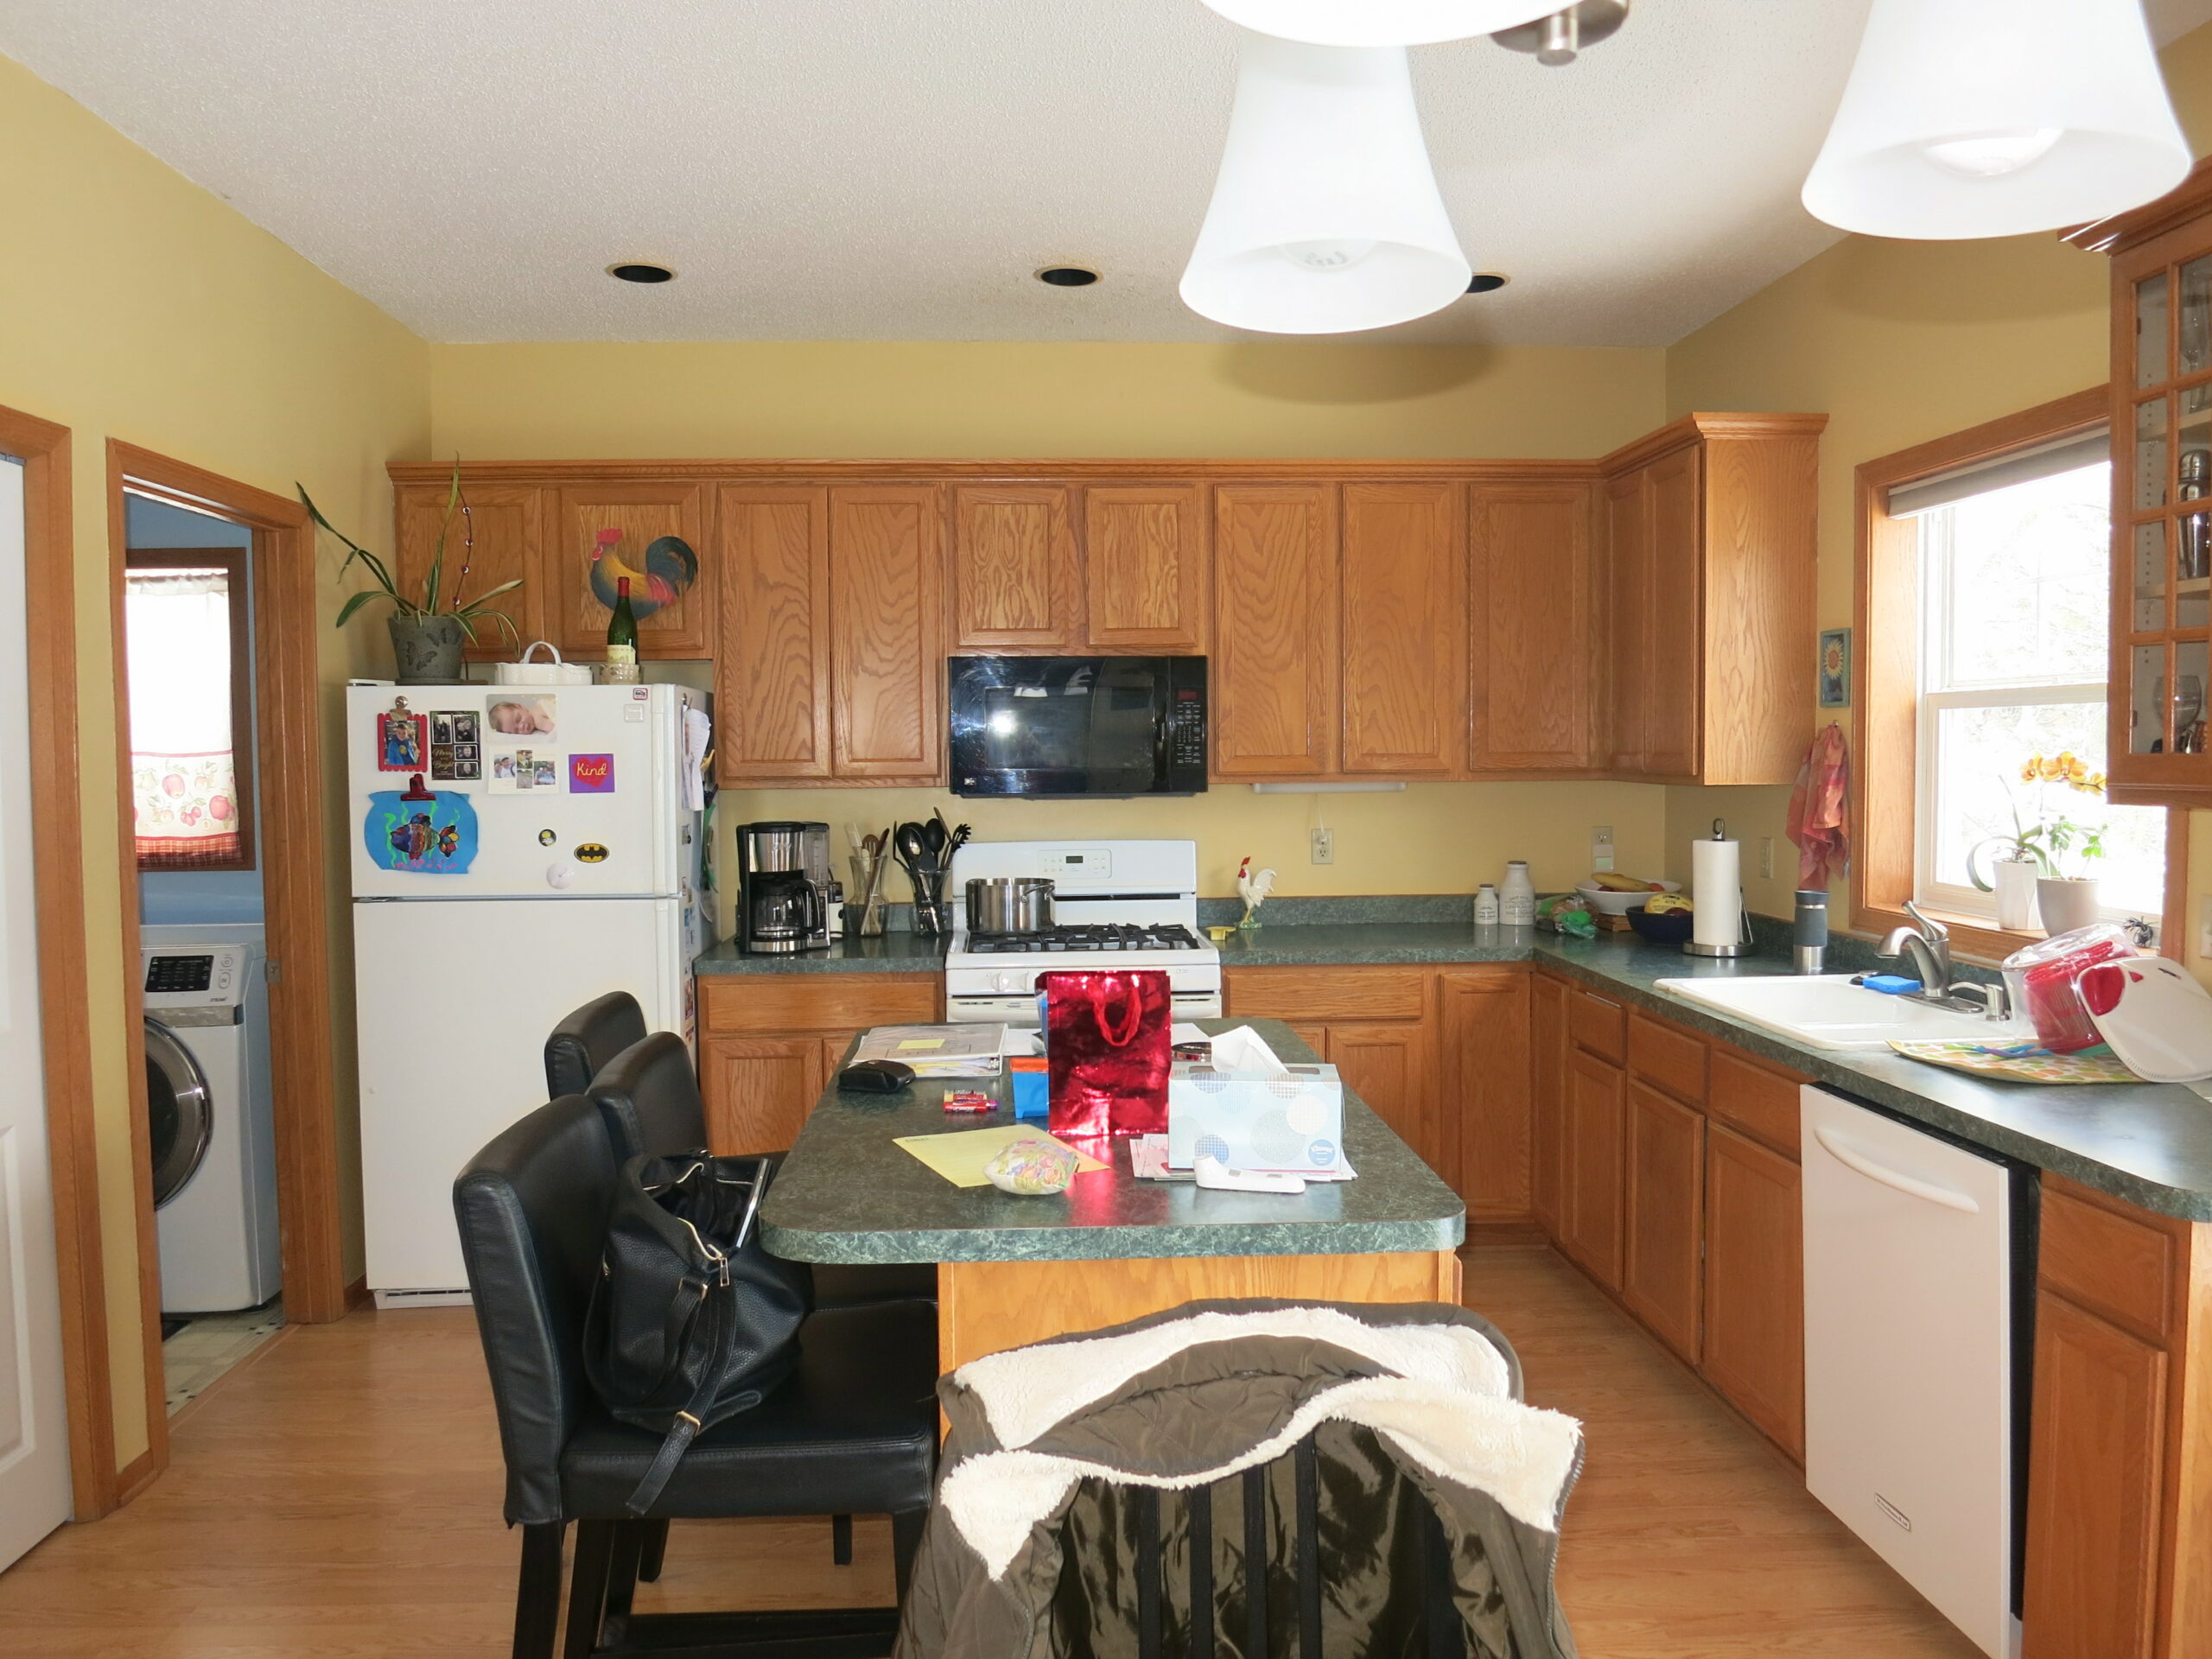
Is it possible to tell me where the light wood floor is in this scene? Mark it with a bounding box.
[0,1243,1979,1657]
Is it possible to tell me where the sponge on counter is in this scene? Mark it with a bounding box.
[1858,974,1923,995]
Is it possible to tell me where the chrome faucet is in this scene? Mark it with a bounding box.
[1878,901,2011,1021]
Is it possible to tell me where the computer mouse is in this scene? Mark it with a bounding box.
[839,1059,917,1093]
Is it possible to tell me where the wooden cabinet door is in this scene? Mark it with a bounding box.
[828,485,944,781]
[951,485,1077,650]
[715,486,831,783]
[2021,1292,2168,1659]
[701,1035,828,1155]
[1084,484,1208,652]
[1605,467,1649,774]
[1436,969,1530,1221]
[394,481,543,658]
[1468,483,1597,771]
[1286,1024,1332,1061]
[1211,483,1338,778]
[1339,482,1465,776]
[1562,1046,1626,1292]
[1703,1124,1803,1457]
[1641,445,1703,779]
[1331,1021,1433,1170]
[551,480,712,658]
[1624,1079,1705,1363]
[1529,974,1567,1237]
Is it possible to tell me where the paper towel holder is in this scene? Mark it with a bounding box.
[1684,817,1755,958]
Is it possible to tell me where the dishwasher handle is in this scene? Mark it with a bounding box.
[1812,1126,1982,1214]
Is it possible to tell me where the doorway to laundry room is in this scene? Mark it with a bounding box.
[124,491,284,1414]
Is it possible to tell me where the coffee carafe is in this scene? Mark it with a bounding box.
[737,821,831,954]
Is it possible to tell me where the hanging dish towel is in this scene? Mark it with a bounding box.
[1787,722,1850,887]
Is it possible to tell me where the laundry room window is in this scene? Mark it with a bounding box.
[127,549,254,870]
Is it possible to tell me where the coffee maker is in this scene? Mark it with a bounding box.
[736,821,832,954]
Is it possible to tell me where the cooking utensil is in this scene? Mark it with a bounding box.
[966,876,1055,933]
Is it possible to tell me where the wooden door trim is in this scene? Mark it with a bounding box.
[106,444,352,1492]
[0,404,121,1520]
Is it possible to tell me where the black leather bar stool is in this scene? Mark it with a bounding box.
[455,1096,938,1659]
[543,990,648,1100]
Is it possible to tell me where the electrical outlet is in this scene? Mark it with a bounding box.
[1759,837,1775,880]
[1310,827,1335,866]
[1592,826,1614,872]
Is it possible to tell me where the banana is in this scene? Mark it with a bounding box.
[1588,872,1650,892]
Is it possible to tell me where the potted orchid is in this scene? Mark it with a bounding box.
[1968,751,2109,934]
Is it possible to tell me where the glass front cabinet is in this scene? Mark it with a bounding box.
[2094,166,2212,803]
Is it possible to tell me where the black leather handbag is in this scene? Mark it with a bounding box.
[583,1153,810,1513]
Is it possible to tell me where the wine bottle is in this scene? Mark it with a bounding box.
[606,575,639,682]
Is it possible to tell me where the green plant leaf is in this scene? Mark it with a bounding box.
[334,588,394,629]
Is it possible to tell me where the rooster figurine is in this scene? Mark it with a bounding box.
[1235,856,1277,931]
[589,527,700,619]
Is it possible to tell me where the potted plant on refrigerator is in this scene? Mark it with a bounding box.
[302,461,521,683]
[1969,751,2109,935]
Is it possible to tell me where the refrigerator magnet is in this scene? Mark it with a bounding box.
[486,693,556,740]
[363,789,478,874]
[569,753,614,792]
[377,704,427,772]
[429,744,456,782]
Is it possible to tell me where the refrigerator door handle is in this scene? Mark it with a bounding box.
[1812,1126,1982,1214]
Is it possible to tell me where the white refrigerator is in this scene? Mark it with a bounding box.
[347,681,712,1301]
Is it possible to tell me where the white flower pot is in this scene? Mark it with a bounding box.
[1993,859,2040,932]
[2037,877,2101,938]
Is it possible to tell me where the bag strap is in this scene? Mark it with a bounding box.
[624,1283,729,1516]
[1090,976,1144,1047]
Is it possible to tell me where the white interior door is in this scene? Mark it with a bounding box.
[0,454,73,1565]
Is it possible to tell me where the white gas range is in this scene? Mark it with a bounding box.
[942,839,1222,1026]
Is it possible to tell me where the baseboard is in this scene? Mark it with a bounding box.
[372,1287,474,1310]
[114,1447,161,1507]
[344,1274,372,1312]
[1465,1219,1548,1245]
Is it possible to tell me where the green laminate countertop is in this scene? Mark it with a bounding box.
[695,933,947,975]
[759,1017,1465,1265]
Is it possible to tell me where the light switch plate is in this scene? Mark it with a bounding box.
[1310,827,1335,866]
[1759,837,1776,880]
[1592,826,1614,872]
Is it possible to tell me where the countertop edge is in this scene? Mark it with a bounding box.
[760,1214,1467,1265]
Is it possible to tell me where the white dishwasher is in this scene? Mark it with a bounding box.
[1802,1086,2036,1659]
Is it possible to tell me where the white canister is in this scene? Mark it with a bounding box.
[493,641,595,686]
[1500,862,1536,928]
[1473,884,1500,926]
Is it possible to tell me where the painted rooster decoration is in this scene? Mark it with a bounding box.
[590,527,700,619]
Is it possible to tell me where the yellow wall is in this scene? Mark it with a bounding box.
[1658,23,2212,968]
[0,54,430,1469]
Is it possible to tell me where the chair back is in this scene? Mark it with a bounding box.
[543,990,649,1099]
[454,1095,619,1527]
[588,1030,709,1161]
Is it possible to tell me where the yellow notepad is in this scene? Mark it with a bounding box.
[893,1126,1108,1189]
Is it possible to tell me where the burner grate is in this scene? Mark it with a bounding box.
[966,923,1205,955]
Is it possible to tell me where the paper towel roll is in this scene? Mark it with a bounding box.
[1693,838,1742,950]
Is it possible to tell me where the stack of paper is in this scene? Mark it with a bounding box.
[894,1126,1107,1188]
[851,1025,1007,1078]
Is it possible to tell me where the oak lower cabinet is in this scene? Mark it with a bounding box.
[1623,1079,1704,1363]
[1561,1046,1626,1292]
[696,971,938,1154]
[1701,1123,1804,1459]
[1435,969,1530,1224]
[1528,973,1567,1236]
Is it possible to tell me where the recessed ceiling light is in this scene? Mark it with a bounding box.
[607,262,675,284]
[1465,271,1510,294]
[1036,265,1100,288]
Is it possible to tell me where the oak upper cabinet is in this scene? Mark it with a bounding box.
[1211,483,1339,779]
[829,485,945,782]
[951,485,1077,650]
[1600,416,1823,785]
[715,486,832,782]
[550,480,714,658]
[1340,482,1466,776]
[1469,482,1599,772]
[393,480,544,659]
[1084,483,1209,652]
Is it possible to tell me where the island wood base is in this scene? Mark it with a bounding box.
[935,1249,1464,1371]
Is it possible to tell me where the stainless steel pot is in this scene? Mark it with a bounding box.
[965,876,1055,933]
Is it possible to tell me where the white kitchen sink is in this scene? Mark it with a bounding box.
[1652,974,2020,1052]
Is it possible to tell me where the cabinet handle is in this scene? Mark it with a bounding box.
[1811,1127,1980,1214]
[1584,994,1619,1010]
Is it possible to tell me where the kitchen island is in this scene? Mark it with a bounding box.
[759,1017,1465,1369]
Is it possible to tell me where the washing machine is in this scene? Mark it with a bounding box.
[143,925,281,1313]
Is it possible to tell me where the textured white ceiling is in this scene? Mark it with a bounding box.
[5,0,2209,347]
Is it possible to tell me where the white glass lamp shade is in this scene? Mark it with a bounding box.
[1180,35,1471,334]
[1198,0,1554,47]
[1803,0,2190,240]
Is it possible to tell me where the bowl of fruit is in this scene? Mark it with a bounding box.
[1574,874,1683,917]
[1626,893,1696,944]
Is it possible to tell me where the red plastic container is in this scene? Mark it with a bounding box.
[2002,923,2136,1054]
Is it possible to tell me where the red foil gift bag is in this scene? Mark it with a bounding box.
[1038,969,1173,1139]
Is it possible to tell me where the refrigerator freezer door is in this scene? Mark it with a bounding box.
[1802,1087,2020,1658]
[348,683,684,899]
[356,894,686,1295]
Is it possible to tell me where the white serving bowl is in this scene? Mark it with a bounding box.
[1573,878,1682,917]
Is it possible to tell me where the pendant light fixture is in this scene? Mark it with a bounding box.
[1198,0,1554,48]
[1802,0,2189,240]
[1180,32,1471,334]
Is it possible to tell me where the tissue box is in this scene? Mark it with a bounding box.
[1166,1026,1344,1174]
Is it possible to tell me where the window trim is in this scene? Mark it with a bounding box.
[125,545,256,873]
[1853,385,2187,963]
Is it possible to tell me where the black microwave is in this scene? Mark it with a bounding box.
[949,657,1208,798]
